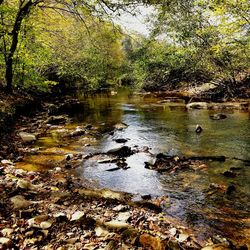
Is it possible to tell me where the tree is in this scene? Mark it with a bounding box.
[0,0,141,92]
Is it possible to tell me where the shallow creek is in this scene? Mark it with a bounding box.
[17,90,250,244]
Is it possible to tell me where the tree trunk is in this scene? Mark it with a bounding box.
[4,0,37,92]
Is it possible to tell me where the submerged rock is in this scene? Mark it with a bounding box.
[114,138,128,143]
[222,170,237,178]
[210,113,227,120]
[46,115,67,125]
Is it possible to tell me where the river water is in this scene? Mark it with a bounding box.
[78,90,250,244]
[18,89,250,245]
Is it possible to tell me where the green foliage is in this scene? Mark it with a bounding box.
[126,0,250,90]
[0,0,130,92]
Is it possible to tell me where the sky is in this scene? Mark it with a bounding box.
[115,6,154,36]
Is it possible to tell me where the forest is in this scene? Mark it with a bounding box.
[0,0,249,249]
[0,0,249,94]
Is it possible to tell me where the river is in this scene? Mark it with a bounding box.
[17,89,250,245]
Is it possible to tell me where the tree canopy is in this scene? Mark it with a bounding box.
[0,0,249,93]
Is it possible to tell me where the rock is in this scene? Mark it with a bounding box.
[169,228,177,236]
[114,138,128,143]
[139,233,166,250]
[85,124,93,130]
[141,194,151,200]
[0,237,12,248]
[11,195,31,210]
[70,211,85,221]
[19,132,36,142]
[17,179,35,190]
[95,226,109,237]
[1,228,14,237]
[210,114,227,120]
[186,102,208,109]
[195,124,202,133]
[117,212,130,222]
[55,167,62,172]
[40,221,53,229]
[27,215,49,228]
[222,170,236,178]
[107,146,133,158]
[1,159,13,165]
[46,115,67,125]
[226,184,236,195]
[70,127,85,137]
[113,205,129,212]
[104,220,129,231]
[177,233,189,242]
[114,122,128,130]
[65,154,74,161]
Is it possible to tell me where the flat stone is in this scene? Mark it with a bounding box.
[70,211,85,221]
[11,195,31,210]
[104,220,129,231]
[19,132,36,142]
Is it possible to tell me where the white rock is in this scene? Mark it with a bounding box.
[186,102,208,109]
[113,204,128,212]
[169,228,177,236]
[95,226,109,237]
[117,212,130,222]
[104,220,129,230]
[19,132,36,142]
[1,228,14,237]
[55,167,62,172]
[177,233,189,242]
[70,211,85,221]
[1,159,13,165]
[40,221,52,229]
